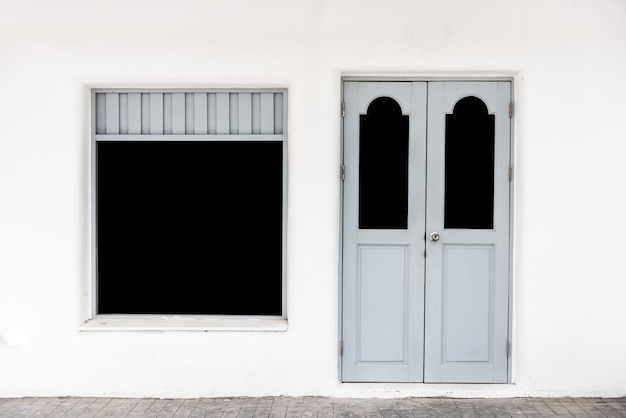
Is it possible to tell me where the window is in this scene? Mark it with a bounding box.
[92,90,287,317]
[358,97,409,229]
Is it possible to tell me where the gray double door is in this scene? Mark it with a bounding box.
[342,81,511,383]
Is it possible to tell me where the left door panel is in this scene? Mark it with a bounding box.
[342,82,427,382]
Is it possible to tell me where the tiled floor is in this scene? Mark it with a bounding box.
[1,396,625,417]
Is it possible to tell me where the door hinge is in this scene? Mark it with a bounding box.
[509,102,514,118]
[506,341,511,357]
[341,164,345,181]
[342,101,345,118]
[508,166,513,182]
[340,341,344,356]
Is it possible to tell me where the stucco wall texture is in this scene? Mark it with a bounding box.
[1,0,625,398]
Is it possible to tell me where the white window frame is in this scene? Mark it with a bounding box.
[82,88,288,331]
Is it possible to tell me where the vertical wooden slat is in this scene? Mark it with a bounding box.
[128,93,142,134]
[252,93,261,134]
[238,93,252,134]
[95,93,106,134]
[141,93,150,134]
[105,93,119,134]
[185,93,194,134]
[119,93,128,134]
[260,93,274,134]
[208,93,217,134]
[274,93,283,134]
[229,93,239,134]
[216,93,230,134]
[150,93,163,134]
[163,93,172,134]
[194,93,208,134]
[172,93,185,134]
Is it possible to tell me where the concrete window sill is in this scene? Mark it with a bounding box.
[80,317,288,332]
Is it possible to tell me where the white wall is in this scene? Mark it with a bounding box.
[1,0,626,398]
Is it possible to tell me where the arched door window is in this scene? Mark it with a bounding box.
[359,97,409,229]
[444,96,495,229]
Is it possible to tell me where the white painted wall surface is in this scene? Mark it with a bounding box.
[1,0,626,398]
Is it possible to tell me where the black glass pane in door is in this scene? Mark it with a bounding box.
[359,97,409,229]
[444,96,495,229]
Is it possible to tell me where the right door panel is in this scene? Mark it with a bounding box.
[424,82,511,383]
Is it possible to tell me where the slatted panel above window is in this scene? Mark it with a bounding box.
[94,90,285,135]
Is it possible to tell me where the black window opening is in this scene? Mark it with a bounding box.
[359,97,409,230]
[444,96,495,230]
[96,141,283,315]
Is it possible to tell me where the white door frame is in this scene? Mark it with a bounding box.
[338,76,515,384]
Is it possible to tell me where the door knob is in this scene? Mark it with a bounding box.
[430,232,440,241]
